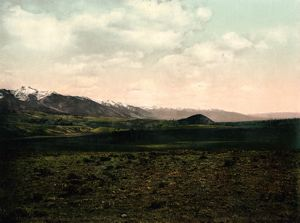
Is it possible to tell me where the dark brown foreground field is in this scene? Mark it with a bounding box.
[1,150,299,222]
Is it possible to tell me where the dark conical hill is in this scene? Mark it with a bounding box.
[178,114,214,125]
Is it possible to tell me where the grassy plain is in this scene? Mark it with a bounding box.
[0,112,300,222]
[1,150,299,222]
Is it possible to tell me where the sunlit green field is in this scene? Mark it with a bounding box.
[1,112,300,151]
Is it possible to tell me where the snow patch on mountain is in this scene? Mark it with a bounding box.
[13,86,53,101]
[98,100,128,108]
[36,90,54,100]
[0,92,3,99]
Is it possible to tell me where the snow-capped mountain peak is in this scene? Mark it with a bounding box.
[13,86,53,101]
[98,100,128,108]
[0,86,152,118]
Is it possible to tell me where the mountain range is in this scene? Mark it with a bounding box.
[1,86,300,122]
[0,86,151,118]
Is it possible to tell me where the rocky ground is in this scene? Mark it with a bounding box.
[0,150,299,222]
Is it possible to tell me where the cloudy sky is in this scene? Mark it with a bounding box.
[0,0,299,113]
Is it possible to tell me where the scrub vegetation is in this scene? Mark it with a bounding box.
[0,112,299,222]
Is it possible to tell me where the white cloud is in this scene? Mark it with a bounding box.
[117,1,212,50]
[54,51,144,77]
[184,42,234,64]
[264,27,288,44]
[157,40,236,74]
[3,6,72,51]
[121,28,182,50]
[256,26,300,46]
[196,7,212,22]
[248,25,300,51]
[69,9,125,31]
[254,41,269,50]
[2,1,213,53]
[154,30,271,91]
[126,0,190,27]
[154,40,239,92]
[222,32,253,51]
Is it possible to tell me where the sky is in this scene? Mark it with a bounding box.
[0,0,300,113]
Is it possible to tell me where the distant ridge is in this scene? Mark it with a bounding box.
[251,112,300,120]
[1,86,299,122]
[146,108,255,122]
[146,107,300,122]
